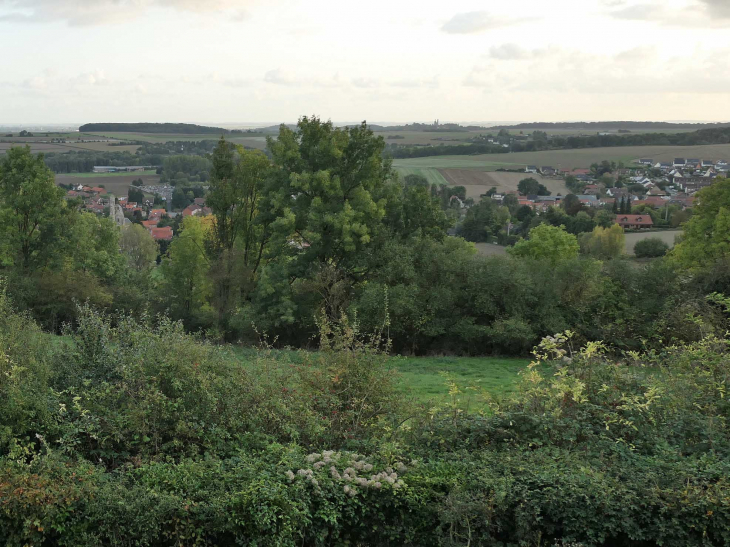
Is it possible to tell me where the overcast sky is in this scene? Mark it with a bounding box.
[1,0,730,125]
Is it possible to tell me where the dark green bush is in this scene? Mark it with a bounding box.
[634,237,670,258]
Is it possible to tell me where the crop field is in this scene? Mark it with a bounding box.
[624,230,681,255]
[56,173,161,196]
[376,130,479,146]
[393,144,730,174]
[0,141,140,154]
[441,170,568,199]
[392,165,448,186]
[86,131,268,149]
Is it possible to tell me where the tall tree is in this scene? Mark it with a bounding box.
[119,224,158,272]
[205,139,273,320]
[161,216,211,320]
[0,146,65,270]
[508,223,579,264]
[672,177,730,269]
[265,117,393,281]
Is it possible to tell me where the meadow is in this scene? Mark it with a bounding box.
[228,346,531,409]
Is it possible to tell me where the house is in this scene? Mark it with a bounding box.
[575,174,595,183]
[577,195,599,206]
[646,187,667,196]
[182,204,212,217]
[638,159,654,165]
[193,197,206,206]
[570,168,591,176]
[149,226,174,241]
[148,208,167,222]
[687,159,701,168]
[673,158,687,167]
[583,184,602,196]
[90,187,106,194]
[634,196,669,209]
[525,165,539,174]
[540,166,557,176]
[702,160,714,167]
[655,162,672,170]
[716,160,728,168]
[615,214,654,229]
[142,220,158,229]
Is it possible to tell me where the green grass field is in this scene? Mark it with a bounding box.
[228,346,532,409]
[392,166,449,185]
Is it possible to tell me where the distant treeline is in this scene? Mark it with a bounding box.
[79,122,229,134]
[492,121,730,131]
[389,126,730,159]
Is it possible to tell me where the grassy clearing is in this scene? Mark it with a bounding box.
[227,346,532,409]
[393,355,531,407]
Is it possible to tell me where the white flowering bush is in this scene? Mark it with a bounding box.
[286,450,408,497]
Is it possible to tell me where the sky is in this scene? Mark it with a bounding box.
[1,0,730,125]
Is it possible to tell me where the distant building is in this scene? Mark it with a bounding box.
[615,214,654,229]
[149,226,174,241]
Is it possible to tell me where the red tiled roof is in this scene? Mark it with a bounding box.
[142,220,158,229]
[149,226,173,241]
[615,214,654,227]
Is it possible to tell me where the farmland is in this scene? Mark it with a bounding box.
[624,230,681,255]
[393,143,730,174]
[441,170,568,199]
[56,173,161,196]
[86,131,268,150]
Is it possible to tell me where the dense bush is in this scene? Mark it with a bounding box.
[2,291,730,545]
[634,237,669,258]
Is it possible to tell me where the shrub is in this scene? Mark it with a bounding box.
[634,237,669,258]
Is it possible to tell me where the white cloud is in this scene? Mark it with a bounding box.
[441,11,534,34]
[352,77,379,88]
[487,43,552,60]
[264,68,295,86]
[0,0,254,26]
[700,0,730,18]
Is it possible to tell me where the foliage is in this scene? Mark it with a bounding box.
[0,147,66,270]
[119,223,158,271]
[634,237,670,258]
[508,224,579,264]
[672,177,730,269]
[518,177,550,196]
[580,224,625,259]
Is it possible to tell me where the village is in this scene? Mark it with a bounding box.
[494,157,730,230]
